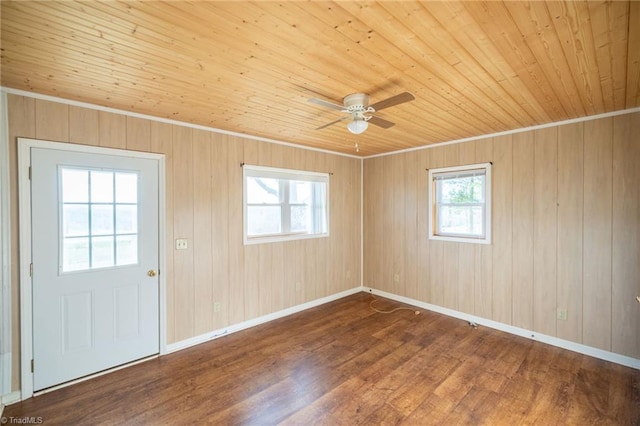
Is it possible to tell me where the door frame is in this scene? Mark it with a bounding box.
[1,91,12,398]
[18,138,167,400]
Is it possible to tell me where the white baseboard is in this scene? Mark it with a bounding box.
[366,287,640,370]
[1,390,21,406]
[167,286,363,354]
[9,284,633,403]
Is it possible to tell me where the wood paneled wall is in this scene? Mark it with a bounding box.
[363,112,640,360]
[6,94,362,391]
[5,93,638,393]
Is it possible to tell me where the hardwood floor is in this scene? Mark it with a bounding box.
[5,293,639,425]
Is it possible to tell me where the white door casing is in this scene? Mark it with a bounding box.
[18,138,166,397]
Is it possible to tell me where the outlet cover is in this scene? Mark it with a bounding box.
[557,309,568,321]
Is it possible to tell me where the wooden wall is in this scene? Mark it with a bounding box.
[6,94,362,391]
[363,111,640,360]
[6,92,639,393]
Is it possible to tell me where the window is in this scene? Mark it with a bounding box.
[428,162,491,244]
[243,165,329,244]
[60,167,139,272]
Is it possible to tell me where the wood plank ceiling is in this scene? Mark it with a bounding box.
[1,1,638,156]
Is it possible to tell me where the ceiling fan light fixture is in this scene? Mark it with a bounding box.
[347,118,368,134]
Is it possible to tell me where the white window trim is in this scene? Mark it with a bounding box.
[243,164,330,245]
[428,162,492,245]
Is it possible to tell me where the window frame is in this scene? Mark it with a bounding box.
[428,162,492,245]
[58,166,141,273]
[243,164,330,245]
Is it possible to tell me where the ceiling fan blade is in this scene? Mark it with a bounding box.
[369,92,415,111]
[368,116,395,129]
[308,97,345,111]
[316,116,349,130]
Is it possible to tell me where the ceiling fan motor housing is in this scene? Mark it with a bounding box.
[343,93,371,112]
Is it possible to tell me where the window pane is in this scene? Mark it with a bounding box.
[60,167,143,272]
[63,204,89,237]
[116,205,137,234]
[63,237,90,272]
[313,182,328,234]
[61,169,89,203]
[91,205,114,236]
[243,166,329,243]
[290,205,311,232]
[92,236,115,268]
[247,205,281,235]
[247,177,280,204]
[115,173,138,203]
[438,175,484,203]
[90,171,114,203]
[116,235,138,266]
[290,181,311,204]
[438,205,484,237]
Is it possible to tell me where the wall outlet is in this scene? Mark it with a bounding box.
[557,308,567,321]
[175,239,188,250]
[213,302,221,313]
[393,273,400,283]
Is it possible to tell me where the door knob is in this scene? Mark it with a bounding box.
[147,269,157,277]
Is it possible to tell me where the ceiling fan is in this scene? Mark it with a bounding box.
[308,92,415,134]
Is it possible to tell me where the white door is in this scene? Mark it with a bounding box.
[30,147,160,391]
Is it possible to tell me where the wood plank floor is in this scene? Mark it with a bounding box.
[5,293,639,425]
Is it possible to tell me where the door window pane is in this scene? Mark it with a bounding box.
[92,236,115,268]
[63,238,90,272]
[90,171,114,203]
[115,205,137,234]
[60,167,140,272]
[63,205,89,237]
[61,169,89,203]
[91,205,114,236]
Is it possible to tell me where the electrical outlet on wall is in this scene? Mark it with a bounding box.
[557,308,568,321]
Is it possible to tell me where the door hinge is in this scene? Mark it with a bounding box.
[31,359,34,373]
[28,166,32,180]
[30,263,33,277]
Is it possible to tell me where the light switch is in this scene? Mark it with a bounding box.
[175,239,188,250]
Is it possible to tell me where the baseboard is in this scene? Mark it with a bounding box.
[1,390,21,406]
[166,286,363,354]
[366,287,640,370]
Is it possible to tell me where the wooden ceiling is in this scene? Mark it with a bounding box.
[1,1,638,156]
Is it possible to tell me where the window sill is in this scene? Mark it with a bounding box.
[429,234,491,245]
[244,232,329,245]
